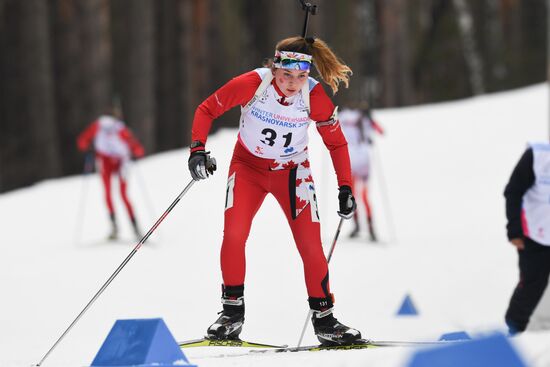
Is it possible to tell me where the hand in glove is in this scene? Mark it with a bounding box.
[132,145,145,159]
[337,185,356,219]
[188,142,217,181]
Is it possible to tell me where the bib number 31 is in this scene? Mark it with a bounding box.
[261,128,292,147]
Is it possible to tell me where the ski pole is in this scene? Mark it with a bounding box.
[372,143,397,243]
[296,216,345,347]
[73,150,95,246]
[34,179,197,367]
[132,160,160,238]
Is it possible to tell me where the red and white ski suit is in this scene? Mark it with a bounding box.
[77,115,144,220]
[191,68,352,299]
[339,108,384,221]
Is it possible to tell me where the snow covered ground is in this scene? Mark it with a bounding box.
[1,84,550,367]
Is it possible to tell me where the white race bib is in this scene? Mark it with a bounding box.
[239,69,314,160]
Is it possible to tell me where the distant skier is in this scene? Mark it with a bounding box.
[504,143,550,334]
[339,106,384,241]
[77,106,144,240]
[187,36,363,346]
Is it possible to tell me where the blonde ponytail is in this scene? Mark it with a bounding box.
[275,36,352,94]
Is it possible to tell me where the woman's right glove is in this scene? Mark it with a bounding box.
[188,142,217,181]
[337,185,356,219]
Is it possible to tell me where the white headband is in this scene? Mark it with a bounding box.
[273,50,312,70]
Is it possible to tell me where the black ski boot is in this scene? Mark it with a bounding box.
[309,297,362,346]
[349,214,360,238]
[207,285,245,340]
[367,218,377,242]
[349,224,360,238]
[108,214,118,240]
[131,217,142,239]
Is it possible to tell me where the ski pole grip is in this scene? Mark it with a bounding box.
[206,156,217,175]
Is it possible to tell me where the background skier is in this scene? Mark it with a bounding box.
[339,106,384,241]
[504,143,550,334]
[77,106,145,240]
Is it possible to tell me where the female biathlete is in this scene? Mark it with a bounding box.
[188,36,362,345]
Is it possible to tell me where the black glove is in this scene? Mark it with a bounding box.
[188,148,217,181]
[337,185,356,219]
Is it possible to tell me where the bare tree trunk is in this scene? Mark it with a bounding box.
[0,0,61,191]
[111,0,155,152]
[379,0,413,106]
[180,0,194,147]
[189,0,210,111]
[242,0,272,70]
[354,0,380,106]
[218,0,248,74]
[187,0,231,131]
[453,0,485,95]
[155,0,184,151]
[50,0,111,174]
[0,0,8,190]
[485,0,507,85]
[320,0,354,102]
[50,0,87,174]
[79,0,111,119]
[267,0,302,47]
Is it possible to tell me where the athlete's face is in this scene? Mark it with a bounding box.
[273,68,309,97]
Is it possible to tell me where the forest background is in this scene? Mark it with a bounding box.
[0,0,546,192]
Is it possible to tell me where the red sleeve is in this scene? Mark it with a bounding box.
[371,119,385,135]
[119,128,145,158]
[77,121,99,151]
[310,83,352,188]
[191,70,262,146]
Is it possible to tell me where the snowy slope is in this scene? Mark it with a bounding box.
[1,84,550,367]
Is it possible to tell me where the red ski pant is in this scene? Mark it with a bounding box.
[97,154,135,220]
[221,143,331,299]
[351,175,372,220]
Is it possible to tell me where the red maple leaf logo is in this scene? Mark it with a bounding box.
[296,197,308,211]
[282,160,297,170]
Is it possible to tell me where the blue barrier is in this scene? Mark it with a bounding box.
[407,333,527,367]
[439,331,471,341]
[397,294,418,316]
[91,318,196,367]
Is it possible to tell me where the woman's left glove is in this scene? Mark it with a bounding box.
[132,146,145,159]
[337,185,356,219]
[188,142,217,181]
